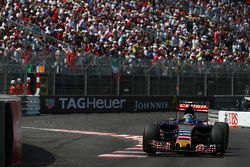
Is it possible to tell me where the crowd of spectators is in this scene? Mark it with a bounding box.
[0,0,249,74]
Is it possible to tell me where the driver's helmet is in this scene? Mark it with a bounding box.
[183,114,194,123]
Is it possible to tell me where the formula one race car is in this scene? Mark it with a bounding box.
[143,111,229,157]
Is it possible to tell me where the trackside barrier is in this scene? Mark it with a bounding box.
[219,111,250,128]
[208,109,219,125]
[19,95,40,116]
[208,109,250,128]
[0,95,22,167]
[40,96,173,113]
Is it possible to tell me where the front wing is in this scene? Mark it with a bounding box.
[148,140,219,154]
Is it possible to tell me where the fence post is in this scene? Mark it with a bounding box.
[204,74,207,96]
[23,69,27,95]
[3,65,8,94]
[231,76,234,96]
[53,68,56,96]
[147,73,150,96]
[176,74,180,96]
[84,71,87,95]
[117,72,120,95]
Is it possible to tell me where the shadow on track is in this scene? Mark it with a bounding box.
[16,143,55,167]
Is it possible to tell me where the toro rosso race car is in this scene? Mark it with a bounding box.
[143,108,229,157]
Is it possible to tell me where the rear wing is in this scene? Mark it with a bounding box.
[176,101,209,113]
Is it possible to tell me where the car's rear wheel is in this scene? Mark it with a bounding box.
[211,122,228,157]
[143,124,160,153]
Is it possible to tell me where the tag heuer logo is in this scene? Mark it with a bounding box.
[45,98,55,109]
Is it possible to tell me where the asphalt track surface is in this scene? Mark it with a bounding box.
[17,112,250,167]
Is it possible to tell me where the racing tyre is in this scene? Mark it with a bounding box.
[216,122,229,149]
[211,122,227,157]
[143,124,160,153]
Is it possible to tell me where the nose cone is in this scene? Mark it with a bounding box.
[176,139,191,148]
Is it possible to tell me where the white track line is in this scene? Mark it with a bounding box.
[22,127,142,141]
[97,154,148,158]
[112,150,147,154]
[22,127,146,158]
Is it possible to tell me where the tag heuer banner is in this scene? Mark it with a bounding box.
[40,96,174,113]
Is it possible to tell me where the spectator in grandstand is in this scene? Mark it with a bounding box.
[9,43,23,64]
[0,0,248,71]
[75,48,85,74]
[8,79,16,95]
[22,45,32,65]
[3,41,14,63]
[54,45,65,73]
[65,47,76,72]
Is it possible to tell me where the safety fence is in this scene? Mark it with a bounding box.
[1,59,250,96]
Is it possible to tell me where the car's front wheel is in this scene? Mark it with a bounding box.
[211,122,228,157]
[143,124,160,153]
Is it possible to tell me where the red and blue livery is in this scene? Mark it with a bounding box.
[143,113,229,157]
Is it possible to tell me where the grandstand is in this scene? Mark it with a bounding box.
[0,0,249,96]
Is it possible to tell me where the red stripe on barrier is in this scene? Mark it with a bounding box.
[36,83,40,89]
[36,72,40,94]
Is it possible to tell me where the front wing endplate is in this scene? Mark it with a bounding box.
[149,140,218,153]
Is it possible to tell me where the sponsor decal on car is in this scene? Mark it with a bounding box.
[195,144,217,153]
[150,140,171,151]
[178,132,191,136]
[177,103,209,112]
